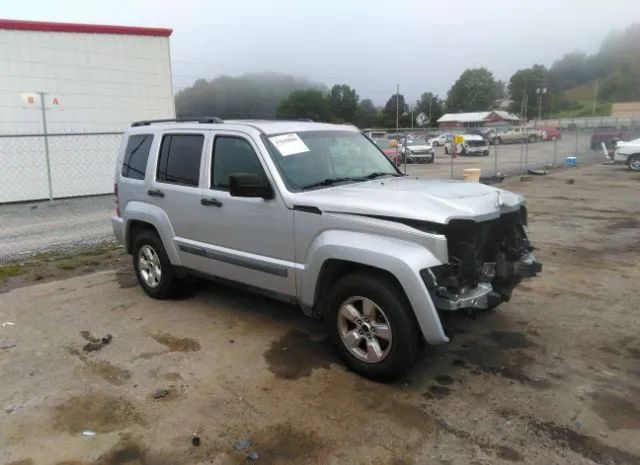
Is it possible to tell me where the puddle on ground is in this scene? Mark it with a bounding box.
[529,419,640,465]
[589,392,640,430]
[435,375,454,385]
[68,347,131,385]
[489,331,535,349]
[263,329,332,379]
[497,446,525,462]
[150,332,200,352]
[423,385,452,399]
[115,271,138,288]
[52,393,143,433]
[244,422,325,465]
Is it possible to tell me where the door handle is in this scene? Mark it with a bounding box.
[201,197,222,207]
[147,189,164,198]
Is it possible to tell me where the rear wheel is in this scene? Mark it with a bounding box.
[132,230,179,299]
[325,272,420,381]
[432,141,439,147]
[528,135,538,143]
[497,137,503,144]
[444,146,449,154]
[628,154,640,172]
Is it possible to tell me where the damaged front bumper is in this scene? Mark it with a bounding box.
[423,252,542,311]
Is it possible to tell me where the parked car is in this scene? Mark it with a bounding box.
[428,133,451,147]
[444,134,490,156]
[613,138,640,171]
[591,128,624,150]
[112,118,541,380]
[364,130,387,139]
[374,138,401,165]
[496,127,542,144]
[539,127,562,141]
[399,138,434,163]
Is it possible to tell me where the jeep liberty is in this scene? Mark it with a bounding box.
[112,118,541,380]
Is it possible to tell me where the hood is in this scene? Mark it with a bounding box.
[296,176,524,224]
[406,145,432,151]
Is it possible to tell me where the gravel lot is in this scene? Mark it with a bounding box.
[1,164,639,465]
[0,195,114,263]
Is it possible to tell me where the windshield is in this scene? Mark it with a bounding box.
[406,139,427,146]
[264,131,399,191]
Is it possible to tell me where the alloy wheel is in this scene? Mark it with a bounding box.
[337,296,392,363]
[138,245,162,288]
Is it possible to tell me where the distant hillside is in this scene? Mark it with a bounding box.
[547,23,640,118]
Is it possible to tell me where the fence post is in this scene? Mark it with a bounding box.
[553,137,557,166]
[524,135,529,171]
[493,137,498,176]
[574,127,580,160]
[38,92,53,202]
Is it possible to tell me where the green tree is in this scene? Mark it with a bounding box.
[446,68,498,112]
[382,94,409,127]
[328,84,359,123]
[354,99,378,128]
[507,65,550,119]
[276,89,332,121]
[415,92,444,126]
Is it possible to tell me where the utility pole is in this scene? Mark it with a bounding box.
[38,91,53,202]
[592,80,599,116]
[536,87,547,121]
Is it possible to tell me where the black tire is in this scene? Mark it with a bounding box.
[325,271,420,381]
[444,146,449,154]
[428,157,434,164]
[497,137,503,145]
[628,154,640,172]
[528,135,538,143]
[432,141,439,147]
[132,229,179,299]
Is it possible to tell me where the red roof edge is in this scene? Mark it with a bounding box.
[0,18,172,37]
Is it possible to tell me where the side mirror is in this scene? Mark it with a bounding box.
[229,173,274,199]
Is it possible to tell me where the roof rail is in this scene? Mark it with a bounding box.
[131,117,224,127]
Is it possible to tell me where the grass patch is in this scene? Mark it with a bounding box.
[0,265,25,282]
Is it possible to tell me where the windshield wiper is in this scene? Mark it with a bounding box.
[363,171,402,179]
[300,177,364,190]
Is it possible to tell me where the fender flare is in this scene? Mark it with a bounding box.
[122,201,181,265]
[298,230,449,345]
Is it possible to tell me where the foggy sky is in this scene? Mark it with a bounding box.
[5,0,640,105]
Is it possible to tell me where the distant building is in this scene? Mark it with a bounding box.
[437,111,521,128]
[611,101,640,118]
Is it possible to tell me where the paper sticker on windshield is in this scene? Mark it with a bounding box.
[269,133,310,156]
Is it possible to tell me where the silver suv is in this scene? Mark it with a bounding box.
[112,118,541,380]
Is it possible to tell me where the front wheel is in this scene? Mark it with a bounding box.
[444,146,449,154]
[496,137,503,144]
[628,154,640,172]
[432,141,439,147]
[325,272,420,381]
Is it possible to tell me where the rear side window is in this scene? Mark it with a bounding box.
[157,134,204,186]
[211,136,265,190]
[122,134,153,180]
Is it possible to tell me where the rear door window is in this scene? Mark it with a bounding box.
[122,134,153,180]
[157,134,204,187]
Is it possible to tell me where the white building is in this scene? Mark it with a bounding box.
[0,19,175,202]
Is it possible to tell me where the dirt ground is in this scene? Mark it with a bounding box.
[1,164,639,465]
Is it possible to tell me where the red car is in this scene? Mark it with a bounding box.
[540,127,561,141]
[374,138,401,165]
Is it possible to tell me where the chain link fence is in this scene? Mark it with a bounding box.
[365,121,640,180]
[0,132,122,203]
[2,119,640,204]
